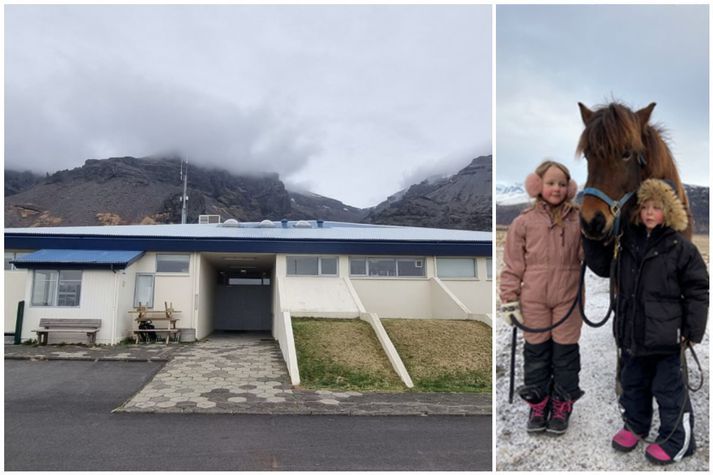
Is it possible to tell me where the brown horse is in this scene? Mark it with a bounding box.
[576,101,693,240]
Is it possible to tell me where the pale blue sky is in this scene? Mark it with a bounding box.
[497,4,709,187]
[5,5,492,208]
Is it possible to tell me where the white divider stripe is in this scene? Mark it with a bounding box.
[361,312,414,388]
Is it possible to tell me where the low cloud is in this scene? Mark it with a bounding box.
[5,65,320,177]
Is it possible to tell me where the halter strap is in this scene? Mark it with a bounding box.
[581,188,636,237]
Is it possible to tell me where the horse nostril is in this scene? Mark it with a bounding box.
[581,212,607,237]
[591,212,606,234]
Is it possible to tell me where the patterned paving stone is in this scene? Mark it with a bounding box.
[114,333,491,416]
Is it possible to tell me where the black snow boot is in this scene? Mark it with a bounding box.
[546,385,583,436]
[518,339,554,433]
[519,386,550,433]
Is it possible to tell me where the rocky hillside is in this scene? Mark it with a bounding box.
[4,157,365,227]
[363,155,492,231]
[5,155,491,230]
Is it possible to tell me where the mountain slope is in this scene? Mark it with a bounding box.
[5,155,492,231]
[363,155,492,231]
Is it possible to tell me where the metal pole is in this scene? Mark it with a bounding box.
[181,161,188,224]
[14,300,25,345]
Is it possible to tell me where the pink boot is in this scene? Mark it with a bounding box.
[645,444,673,465]
[612,428,639,452]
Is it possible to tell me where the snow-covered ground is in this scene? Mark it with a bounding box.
[496,254,710,471]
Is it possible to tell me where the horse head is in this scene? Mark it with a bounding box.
[576,101,662,240]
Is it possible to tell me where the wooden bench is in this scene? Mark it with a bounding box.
[33,318,102,346]
[133,318,181,344]
[130,303,181,344]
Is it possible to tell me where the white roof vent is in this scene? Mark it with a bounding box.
[199,214,221,224]
[294,220,312,228]
[221,219,240,227]
[258,219,276,228]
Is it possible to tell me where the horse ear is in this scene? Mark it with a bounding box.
[578,102,593,124]
[636,102,656,126]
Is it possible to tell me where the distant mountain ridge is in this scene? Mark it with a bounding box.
[5,155,491,231]
[363,155,492,231]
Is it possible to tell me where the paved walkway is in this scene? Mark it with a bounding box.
[5,335,490,416]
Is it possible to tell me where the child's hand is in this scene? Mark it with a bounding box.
[500,301,524,326]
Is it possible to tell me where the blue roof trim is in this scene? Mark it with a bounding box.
[5,235,491,256]
[12,249,145,269]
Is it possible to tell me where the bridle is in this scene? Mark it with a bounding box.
[581,151,647,242]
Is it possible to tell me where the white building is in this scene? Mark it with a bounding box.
[5,220,491,381]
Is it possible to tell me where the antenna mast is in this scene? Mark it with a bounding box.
[180,160,188,224]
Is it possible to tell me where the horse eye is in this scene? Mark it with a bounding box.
[622,150,633,161]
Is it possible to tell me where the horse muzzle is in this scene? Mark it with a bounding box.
[580,211,612,241]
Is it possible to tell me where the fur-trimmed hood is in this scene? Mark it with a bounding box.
[635,178,688,232]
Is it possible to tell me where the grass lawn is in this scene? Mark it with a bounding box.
[381,319,492,393]
[292,317,492,393]
[292,317,405,391]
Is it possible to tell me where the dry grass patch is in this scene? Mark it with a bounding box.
[292,317,404,391]
[382,319,492,392]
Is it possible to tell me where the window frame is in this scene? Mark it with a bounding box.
[486,257,493,280]
[435,257,478,280]
[31,269,83,307]
[285,255,339,277]
[133,273,156,308]
[349,256,427,279]
[156,253,191,273]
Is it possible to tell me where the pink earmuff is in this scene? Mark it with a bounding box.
[525,173,578,200]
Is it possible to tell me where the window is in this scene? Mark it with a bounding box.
[349,257,426,277]
[134,274,155,307]
[396,258,425,277]
[286,256,338,276]
[4,251,29,271]
[486,257,493,280]
[32,270,82,307]
[437,258,477,278]
[368,258,396,276]
[156,254,190,273]
[350,258,367,275]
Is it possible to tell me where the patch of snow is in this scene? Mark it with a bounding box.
[495,252,710,471]
[496,182,529,206]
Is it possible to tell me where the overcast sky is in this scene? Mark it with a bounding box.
[4,5,492,208]
[497,4,709,189]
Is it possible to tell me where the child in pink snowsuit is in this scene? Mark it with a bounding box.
[499,160,584,435]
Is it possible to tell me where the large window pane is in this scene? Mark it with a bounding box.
[32,270,58,306]
[134,274,155,307]
[397,258,425,277]
[368,258,396,277]
[31,270,81,307]
[437,258,476,278]
[350,258,366,275]
[320,257,338,275]
[156,254,190,273]
[57,270,82,306]
[287,256,319,275]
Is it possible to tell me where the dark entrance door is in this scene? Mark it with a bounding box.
[214,273,272,331]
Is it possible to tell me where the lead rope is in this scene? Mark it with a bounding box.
[508,235,622,403]
[616,340,703,446]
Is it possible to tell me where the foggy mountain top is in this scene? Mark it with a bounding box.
[6,68,318,179]
[5,5,492,208]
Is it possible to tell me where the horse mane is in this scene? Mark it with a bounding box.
[576,101,683,193]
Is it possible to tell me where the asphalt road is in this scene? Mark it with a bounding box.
[4,360,492,471]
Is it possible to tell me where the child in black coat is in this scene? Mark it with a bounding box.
[584,178,708,465]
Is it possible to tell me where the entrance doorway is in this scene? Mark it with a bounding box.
[214,271,272,331]
[201,253,275,332]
